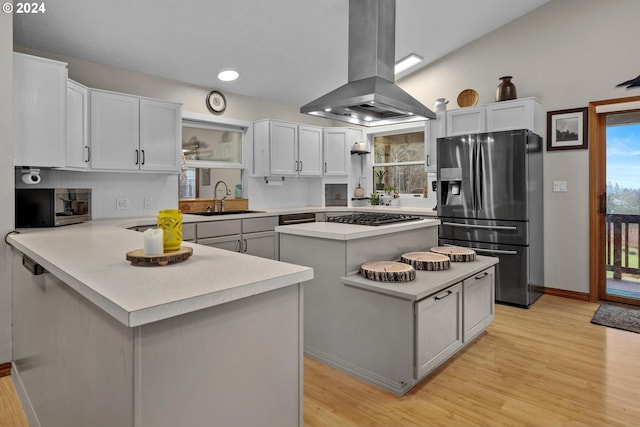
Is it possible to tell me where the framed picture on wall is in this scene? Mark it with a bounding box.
[546,107,588,151]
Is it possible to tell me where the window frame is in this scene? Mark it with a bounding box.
[367,122,428,195]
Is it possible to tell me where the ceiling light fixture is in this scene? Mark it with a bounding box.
[217,69,239,82]
[394,54,423,75]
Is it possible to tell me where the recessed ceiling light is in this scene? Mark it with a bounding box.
[394,54,423,75]
[218,69,239,82]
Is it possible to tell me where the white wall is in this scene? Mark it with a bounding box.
[398,0,640,293]
[0,11,14,363]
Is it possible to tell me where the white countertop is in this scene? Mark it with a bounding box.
[8,221,313,328]
[275,218,439,240]
[341,255,498,301]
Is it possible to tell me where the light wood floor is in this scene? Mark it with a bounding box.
[1,295,639,426]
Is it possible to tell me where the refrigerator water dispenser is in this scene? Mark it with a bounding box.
[439,167,463,205]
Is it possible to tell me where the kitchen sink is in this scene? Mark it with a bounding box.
[189,210,266,216]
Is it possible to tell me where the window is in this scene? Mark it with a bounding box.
[182,121,243,166]
[372,130,427,194]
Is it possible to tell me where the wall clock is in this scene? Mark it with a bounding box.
[206,90,226,113]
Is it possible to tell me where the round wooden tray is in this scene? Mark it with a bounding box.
[400,252,450,271]
[430,246,476,262]
[360,261,416,282]
[126,246,193,266]
[457,89,479,107]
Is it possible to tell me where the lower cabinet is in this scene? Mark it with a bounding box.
[463,266,495,342]
[415,283,463,379]
[197,217,278,259]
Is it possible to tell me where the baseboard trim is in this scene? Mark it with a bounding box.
[543,287,590,301]
[0,362,11,377]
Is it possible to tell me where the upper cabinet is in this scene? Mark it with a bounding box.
[446,97,542,136]
[65,80,90,170]
[323,127,362,176]
[485,97,543,135]
[13,53,67,167]
[90,90,181,172]
[253,119,323,177]
[424,112,446,173]
[447,106,486,136]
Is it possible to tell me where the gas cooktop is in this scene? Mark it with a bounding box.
[326,213,422,226]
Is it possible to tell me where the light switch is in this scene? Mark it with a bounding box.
[553,181,567,192]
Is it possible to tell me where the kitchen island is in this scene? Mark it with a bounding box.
[277,218,498,395]
[8,221,312,427]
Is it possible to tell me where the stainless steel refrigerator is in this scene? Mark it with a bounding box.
[437,129,543,307]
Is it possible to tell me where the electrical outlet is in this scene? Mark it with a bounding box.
[553,181,567,192]
[116,197,130,210]
[144,196,152,209]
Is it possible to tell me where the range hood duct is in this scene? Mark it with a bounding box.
[300,0,435,127]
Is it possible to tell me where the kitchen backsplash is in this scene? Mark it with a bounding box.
[14,168,178,219]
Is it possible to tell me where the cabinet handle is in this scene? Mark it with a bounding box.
[141,149,145,165]
[295,160,299,172]
[135,149,139,165]
[299,160,303,172]
[434,290,453,300]
[475,271,489,280]
[85,146,91,163]
[236,239,241,252]
[324,162,327,173]
[243,238,248,253]
[426,154,430,167]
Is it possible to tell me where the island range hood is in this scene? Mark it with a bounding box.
[301,0,435,127]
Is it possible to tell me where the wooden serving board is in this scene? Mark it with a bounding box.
[360,261,416,282]
[126,246,193,266]
[401,252,450,271]
[430,246,476,262]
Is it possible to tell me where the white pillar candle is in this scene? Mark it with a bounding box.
[143,228,164,255]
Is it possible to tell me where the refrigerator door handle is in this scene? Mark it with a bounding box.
[471,141,477,213]
[441,222,518,231]
[477,143,483,211]
[442,243,519,255]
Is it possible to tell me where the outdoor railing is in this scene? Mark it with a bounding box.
[606,213,640,279]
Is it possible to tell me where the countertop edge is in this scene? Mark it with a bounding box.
[341,256,499,301]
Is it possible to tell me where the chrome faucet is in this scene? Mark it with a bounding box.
[213,181,230,212]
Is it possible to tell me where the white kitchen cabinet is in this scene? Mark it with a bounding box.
[297,125,323,176]
[90,90,140,171]
[139,99,182,172]
[485,97,543,135]
[447,106,486,136]
[323,128,362,176]
[13,52,67,167]
[415,283,463,379]
[196,217,278,259]
[253,120,322,177]
[463,266,495,342]
[424,112,446,173]
[90,90,181,172]
[65,80,90,170]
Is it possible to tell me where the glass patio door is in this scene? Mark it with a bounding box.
[604,111,640,303]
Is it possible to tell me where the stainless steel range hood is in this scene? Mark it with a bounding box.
[301,0,435,127]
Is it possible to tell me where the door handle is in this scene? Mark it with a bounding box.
[434,290,453,300]
[599,192,607,214]
[441,222,517,231]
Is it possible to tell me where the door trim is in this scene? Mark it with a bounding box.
[588,95,640,303]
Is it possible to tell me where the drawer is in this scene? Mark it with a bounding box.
[242,216,278,233]
[183,223,196,241]
[197,219,242,239]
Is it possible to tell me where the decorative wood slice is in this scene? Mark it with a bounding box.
[400,252,451,271]
[126,246,193,267]
[360,261,416,282]
[430,246,476,262]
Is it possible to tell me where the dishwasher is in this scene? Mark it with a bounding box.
[278,212,317,225]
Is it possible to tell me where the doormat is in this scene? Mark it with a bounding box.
[591,303,640,334]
